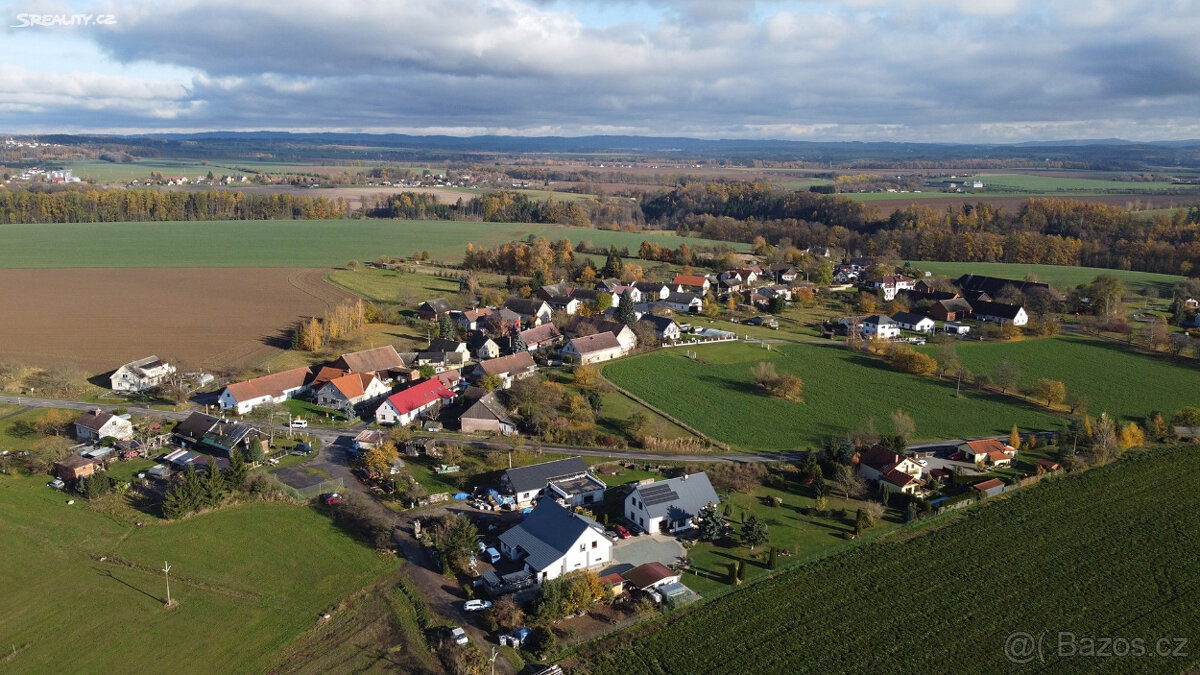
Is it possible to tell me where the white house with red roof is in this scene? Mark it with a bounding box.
[959,438,1017,466]
[314,372,390,412]
[374,378,457,426]
[671,273,710,293]
[857,445,925,496]
[218,367,311,415]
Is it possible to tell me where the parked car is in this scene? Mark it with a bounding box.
[448,626,469,645]
[744,316,765,326]
[463,599,493,612]
[289,418,308,428]
[321,492,344,506]
[484,547,502,564]
[47,478,65,490]
[917,459,929,467]
[614,525,632,539]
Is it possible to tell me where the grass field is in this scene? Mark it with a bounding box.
[974,172,1190,193]
[914,260,1182,293]
[603,342,1061,451]
[923,335,1200,423]
[575,446,1200,674]
[0,473,398,673]
[0,219,740,269]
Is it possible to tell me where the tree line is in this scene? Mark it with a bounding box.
[0,187,350,222]
[361,190,642,228]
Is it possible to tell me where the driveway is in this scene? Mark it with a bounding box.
[604,534,685,574]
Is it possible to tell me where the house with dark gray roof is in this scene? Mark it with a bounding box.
[625,472,719,534]
[459,391,518,436]
[497,499,612,582]
[501,456,603,506]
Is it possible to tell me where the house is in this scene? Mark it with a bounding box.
[435,369,462,391]
[891,312,936,333]
[988,450,1013,468]
[501,456,605,507]
[310,365,349,391]
[639,314,681,342]
[451,307,492,332]
[333,345,411,380]
[867,274,916,301]
[972,478,1006,498]
[769,264,799,284]
[1036,458,1063,473]
[563,317,637,352]
[717,271,744,293]
[315,372,390,413]
[417,298,453,321]
[545,295,582,315]
[427,337,468,354]
[218,367,311,414]
[472,351,537,388]
[633,282,672,301]
[503,298,552,325]
[459,391,518,436]
[479,308,523,334]
[562,332,625,365]
[353,429,387,452]
[173,412,269,458]
[110,356,175,392]
[959,438,1017,465]
[536,281,575,301]
[922,299,970,323]
[55,455,98,482]
[833,266,859,284]
[374,378,457,426]
[970,300,1029,326]
[604,284,642,305]
[74,409,133,442]
[664,292,703,314]
[625,472,719,534]
[671,273,710,293]
[470,333,501,360]
[519,323,564,351]
[861,315,901,339]
[622,562,681,592]
[857,445,924,496]
[498,499,612,582]
[943,321,971,335]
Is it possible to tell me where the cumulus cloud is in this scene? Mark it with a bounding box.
[0,0,1196,141]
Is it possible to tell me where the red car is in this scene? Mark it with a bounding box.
[322,492,344,506]
[614,525,632,539]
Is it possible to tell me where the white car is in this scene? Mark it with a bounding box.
[289,418,308,428]
[463,599,492,612]
[449,626,469,645]
[917,459,929,467]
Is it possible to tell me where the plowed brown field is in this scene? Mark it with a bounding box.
[0,268,352,372]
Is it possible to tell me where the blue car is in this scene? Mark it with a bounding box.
[485,547,501,564]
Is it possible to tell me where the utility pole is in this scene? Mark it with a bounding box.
[162,560,174,607]
[489,646,497,675]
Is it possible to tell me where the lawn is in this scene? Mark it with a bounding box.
[0,473,397,673]
[575,446,1200,674]
[0,219,741,269]
[914,260,1182,294]
[924,334,1200,423]
[603,342,1061,451]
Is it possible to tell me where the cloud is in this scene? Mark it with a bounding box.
[0,0,1196,141]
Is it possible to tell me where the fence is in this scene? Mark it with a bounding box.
[662,335,737,349]
[267,475,344,500]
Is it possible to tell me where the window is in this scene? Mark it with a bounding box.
[591,540,598,549]
[580,544,586,552]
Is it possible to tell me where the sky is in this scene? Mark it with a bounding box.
[0,0,1198,143]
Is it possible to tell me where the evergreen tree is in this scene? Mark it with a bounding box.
[736,559,747,582]
[742,514,768,550]
[602,246,622,278]
[697,502,724,542]
[727,562,739,585]
[904,501,917,524]
[224,447,248,491]
[180,464,205,508]
[812,471,827,499]
[508,326,527,354]
[437,313,456,340]
[616,290,637,326]
[203,464,227,506]
[767,547,779,570]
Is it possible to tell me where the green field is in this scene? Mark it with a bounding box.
[975,172,1191,193]
[603,342,1061,451]
[914,260,1182,293]
[0,474,397,673]
[0,219,740,269]
[924,335,1200,423]
[576,446,1200,674]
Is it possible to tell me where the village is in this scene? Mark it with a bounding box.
[23,247,1115,664]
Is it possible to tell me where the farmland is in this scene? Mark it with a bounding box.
[574,446,1200,675]
[602,342,1061,451]
[923,335,1200,423]
[0,267,351,370]
[0,219,740,269]
[914,260,1182,294]
[0,472,401,674]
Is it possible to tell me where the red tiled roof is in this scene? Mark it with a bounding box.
[965,438,1012,456]
[225,367,311,402]
[623,562,676,589]
[478,351,536,376]
[882,468,919,488]
[568,332,622,355]
[672,273,708,287]
[382,378,456,416]
[328,372,375,399]
[1036,459,1062,470]
[987,450,1011,463]
[436,370,461,388]
[520,322,562,346]
[311,366,348,389]
[973,478,1005,492]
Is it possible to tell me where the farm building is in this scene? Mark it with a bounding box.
[74,409,133,442]
[110,356,175,392]
[417,298,452,321]
[218,367,311,415]
[622,562,682,593]
[891,312,936,333]
[333,345,411,381]
[459,391,518,436]
[497,500,612,582]
[374,378,457,426]
[973,478,1007,498]
[943,321,971,335]
[562,332,625,365]
[55,455,98,482]
[625,472,719,534]
[969,300,1029,326]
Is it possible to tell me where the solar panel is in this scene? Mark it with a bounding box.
[641,484,679,506]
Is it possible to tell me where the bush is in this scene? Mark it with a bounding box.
[883,344,936,376]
